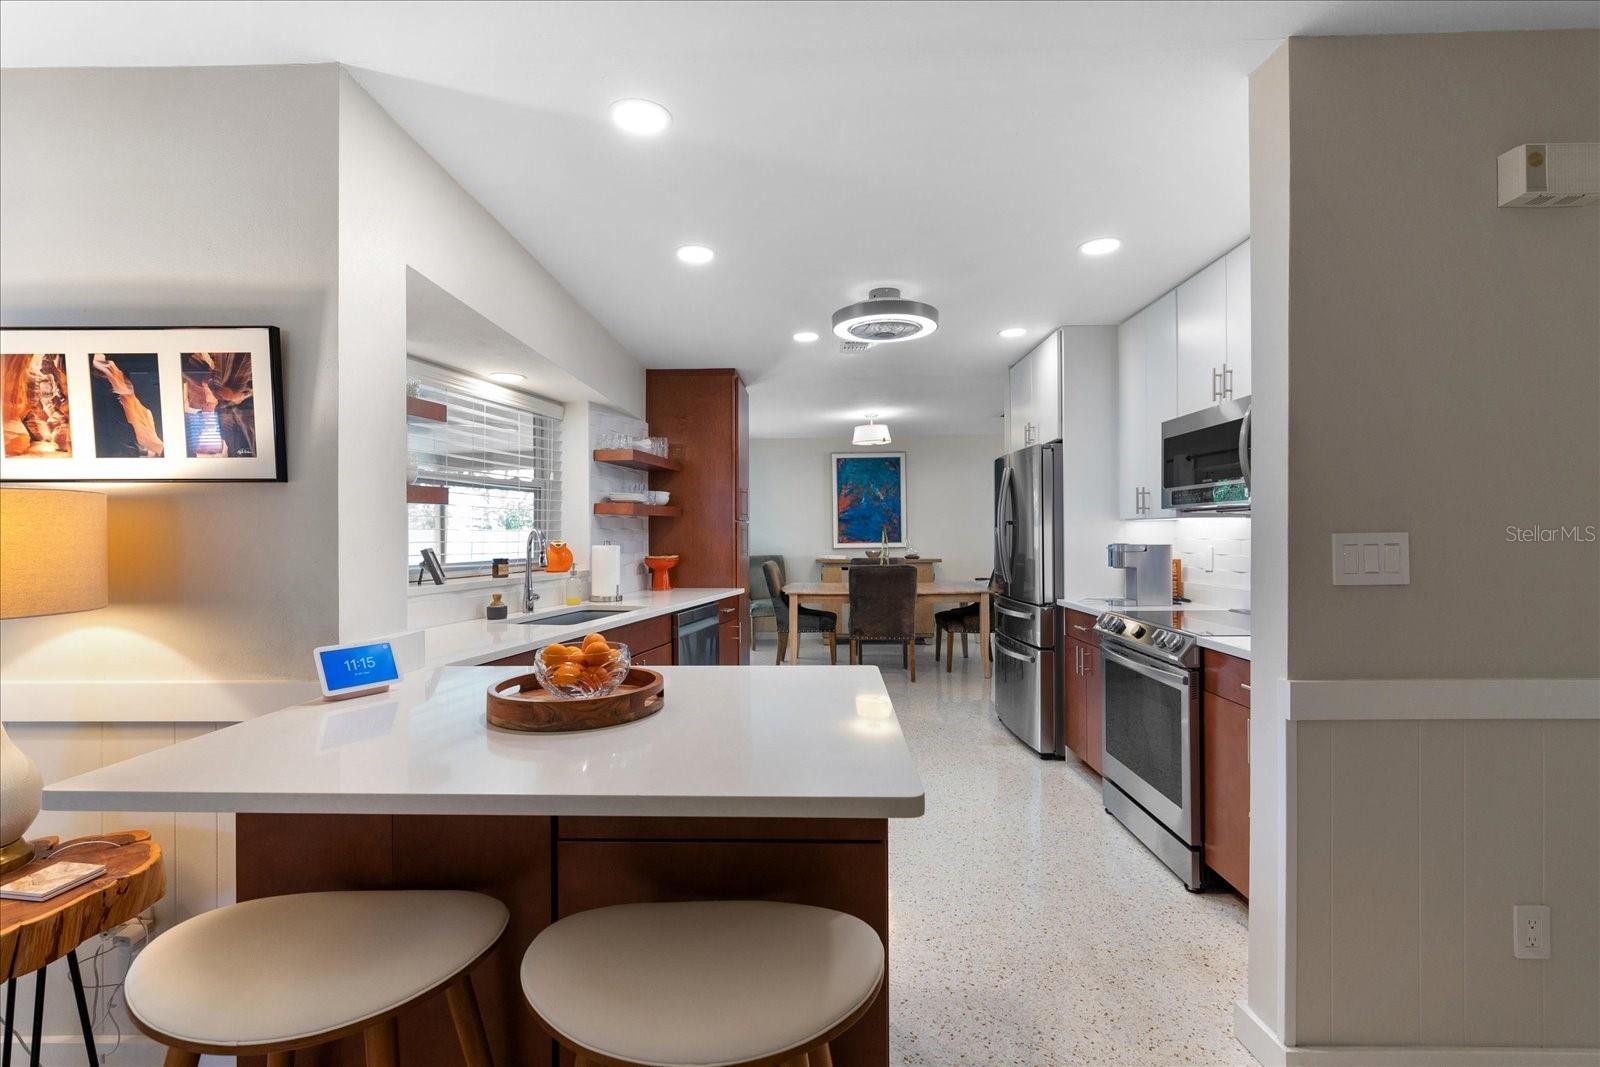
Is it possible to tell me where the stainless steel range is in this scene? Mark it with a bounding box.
[1094,608,1250,889]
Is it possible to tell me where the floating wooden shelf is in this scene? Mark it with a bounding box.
[407,483,450,505]
[592,448,681,473]
[406,397,448,423]
[594,501,681,518]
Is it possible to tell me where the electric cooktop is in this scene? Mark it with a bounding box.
[1112,608,1251,638]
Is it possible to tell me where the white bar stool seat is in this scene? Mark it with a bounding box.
[521,900,884,1067]
[125,890,508,1067]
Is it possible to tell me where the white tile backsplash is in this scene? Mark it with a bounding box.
[1172,515,1251,608]
[590,407,651,593]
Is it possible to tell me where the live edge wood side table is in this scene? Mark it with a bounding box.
[0,831,165,1067]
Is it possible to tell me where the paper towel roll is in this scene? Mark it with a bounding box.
[591,543,623,602]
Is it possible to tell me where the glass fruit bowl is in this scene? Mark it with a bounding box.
[533,637,631,699]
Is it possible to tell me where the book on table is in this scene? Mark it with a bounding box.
[0,860,108,901]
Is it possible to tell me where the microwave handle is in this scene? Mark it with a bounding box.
[1239,408,1253,491]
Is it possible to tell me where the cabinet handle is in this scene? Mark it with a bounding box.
[1223,366,1234,399]
[1211,367,1221,402]
[1072,624,1091,633]
[1075,645,1083,675]
[1240,682,1252,691]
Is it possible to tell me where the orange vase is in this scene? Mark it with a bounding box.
[545,540,573,573]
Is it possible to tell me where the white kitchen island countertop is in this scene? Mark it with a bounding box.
[43,665,926,820]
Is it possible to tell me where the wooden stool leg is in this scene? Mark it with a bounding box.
[811,1043,835,1067]
[774,633,785,665]
[946,629,954,672]
[828,630,837,665]
[908,640,917,682]
[161,1052,201,1067]
[267,1053,293,1067]
[445,975,493,1067]
[962,629,969,657]
[934,628,941,661]
[363,1016,400,1067]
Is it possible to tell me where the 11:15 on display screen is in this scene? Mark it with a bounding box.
[315,641,399,695]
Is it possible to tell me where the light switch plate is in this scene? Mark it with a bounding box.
[1332,532,1410,585]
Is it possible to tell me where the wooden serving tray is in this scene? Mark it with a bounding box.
[486,667,665,732]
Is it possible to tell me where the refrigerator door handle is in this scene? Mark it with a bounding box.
[995,463,1015,584]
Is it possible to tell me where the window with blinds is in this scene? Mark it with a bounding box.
[407,360,562,579]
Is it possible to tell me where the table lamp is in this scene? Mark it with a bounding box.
[0,487,108,874]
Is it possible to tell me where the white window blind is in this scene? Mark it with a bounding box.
[407,360,562,577]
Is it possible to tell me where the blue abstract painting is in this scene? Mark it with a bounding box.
[832,452,907,548]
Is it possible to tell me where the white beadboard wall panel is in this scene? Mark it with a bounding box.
[1294,719,1335,1046]
[591,406,651,593]
[1329,721,1421,1044]
[1296,718,1600,1050]
[1461,721,1545,1049]
[1542,721,1600,1048]
[6,722,237,1057]
[1416,721,1466,1046]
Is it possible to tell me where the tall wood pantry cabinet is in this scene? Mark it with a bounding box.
[645,369,751,664]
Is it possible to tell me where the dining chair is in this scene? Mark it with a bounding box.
[846,564,918,681]
[747,553,783,650]
[762,560,838,665]
[934,573,1002,672]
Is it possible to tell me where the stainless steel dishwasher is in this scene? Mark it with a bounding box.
[673,602,721,665]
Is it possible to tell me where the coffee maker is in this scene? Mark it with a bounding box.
[1106,543,1173,605]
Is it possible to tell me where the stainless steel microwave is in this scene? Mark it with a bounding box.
[1161,397,1251,513]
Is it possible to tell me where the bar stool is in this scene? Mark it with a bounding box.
[521,900,884,1067]
[124,890,508,1067]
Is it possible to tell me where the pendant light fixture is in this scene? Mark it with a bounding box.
[852,414,892,446]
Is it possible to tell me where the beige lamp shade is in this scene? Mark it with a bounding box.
[0,487,108,619]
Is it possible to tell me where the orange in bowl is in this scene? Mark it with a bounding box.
[533,640,631,699]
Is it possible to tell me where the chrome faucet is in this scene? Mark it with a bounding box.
[524,527,548,613]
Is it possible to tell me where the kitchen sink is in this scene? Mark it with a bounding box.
[518,608,632,626]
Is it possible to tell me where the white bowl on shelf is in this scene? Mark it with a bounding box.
[647,491,671,505]
[606,492,650,504]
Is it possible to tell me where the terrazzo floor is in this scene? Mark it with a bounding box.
[778,635,1254,1067]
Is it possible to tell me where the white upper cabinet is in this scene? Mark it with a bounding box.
[1117,296,1177,518]
[1005,330,1062,452]
[1031,330,1062,445]
[1225,240,1251,400]
[1173,239,1251,416]
[1006,355,1032,453]
[1176,257,1228,414]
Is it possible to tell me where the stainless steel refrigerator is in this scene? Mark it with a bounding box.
[993,442,1065,757]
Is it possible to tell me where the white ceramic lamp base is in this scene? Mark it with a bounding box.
[0,724,43,874]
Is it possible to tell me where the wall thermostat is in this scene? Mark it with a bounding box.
[313,640,400,699]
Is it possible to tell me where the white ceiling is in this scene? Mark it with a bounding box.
[3,1,1594,437]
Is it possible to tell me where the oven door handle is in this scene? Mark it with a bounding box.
[1100,643,1191,687]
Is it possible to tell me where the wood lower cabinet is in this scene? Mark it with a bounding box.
[1201,649,1250,897]
[717,594,742,664]
[1062,611,1104,775]
[484,612,676,668]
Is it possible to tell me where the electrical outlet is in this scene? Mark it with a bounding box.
[1513,904,1550,959]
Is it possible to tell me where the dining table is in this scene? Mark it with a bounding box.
[783,579,993,677]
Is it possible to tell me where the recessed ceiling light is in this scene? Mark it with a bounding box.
[1079,236,1122,256]
[676,244,715,265]
[998,327,1027,339]
[488,372,526,385]
[793,331,819,343]
[609,98,671,136]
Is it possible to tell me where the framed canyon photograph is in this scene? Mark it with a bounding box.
[832,451,907,549]
[0,326,284,482]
